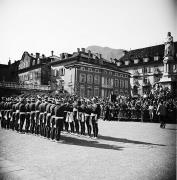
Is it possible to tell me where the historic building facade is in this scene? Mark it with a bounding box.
[0,60,19,82]
[117,41,177,96]
[18,52,51,88]
[50,48,130,98]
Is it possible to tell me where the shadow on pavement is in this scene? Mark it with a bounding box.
[61,136,124,151]
[165,128,177,130]
[98,135,166,146]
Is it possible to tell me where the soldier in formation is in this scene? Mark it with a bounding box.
[0,96,102,140]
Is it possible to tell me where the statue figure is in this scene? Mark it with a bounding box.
[164,32,174,57]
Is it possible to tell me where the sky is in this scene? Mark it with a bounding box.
[0,0,176,64]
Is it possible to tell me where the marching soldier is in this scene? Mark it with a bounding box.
[0,97,6,128]
[50,101,56,139]
[35,97,41,134]
[46,99,52,139]
[3,98,8,129]
[73,101,79,134]
[39,98,47,136]
[68,103,74,133]
[19,98,26,133]
[25,98,31,133]
[7,98,13,129]
[85,102,92,137]
[54,100,65,141]
[80,103,86,135]
[30,98,36,134]
[15,98,21,131]
[11,99,17,130]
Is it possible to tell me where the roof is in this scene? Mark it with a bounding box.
[50,51,130,75]
[118,42,177,68]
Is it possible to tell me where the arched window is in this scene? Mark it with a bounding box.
[87,74,93,84]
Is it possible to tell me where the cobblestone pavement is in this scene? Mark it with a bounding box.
[0,121,176,180]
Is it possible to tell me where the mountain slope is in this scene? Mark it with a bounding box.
[86,46,125,60]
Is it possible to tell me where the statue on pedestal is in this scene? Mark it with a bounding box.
[164,32,174,57]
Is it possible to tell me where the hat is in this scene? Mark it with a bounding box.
[31,98,35,102]
[26,98,31,102]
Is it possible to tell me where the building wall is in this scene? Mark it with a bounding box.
[121,63,164,95]
[18,68,42,85]
[51,65,75,94]
[76,64,130,98]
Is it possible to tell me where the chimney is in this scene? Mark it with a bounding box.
[123,50,128,56]
[8,59,11,65]
[36,53,40,59]
[77,48,80,53]
[64,53,68,59]
[99,54,102,59]
[51,51,54,56]
[88,50,92,58]
[81,48,85,53]
[60,53,65,60]
[42,54,45,59]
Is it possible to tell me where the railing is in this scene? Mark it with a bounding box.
[0,81,51,91]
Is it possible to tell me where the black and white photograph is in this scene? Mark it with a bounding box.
[0,0,176,179]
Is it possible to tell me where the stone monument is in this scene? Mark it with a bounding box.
[159,32,176,94]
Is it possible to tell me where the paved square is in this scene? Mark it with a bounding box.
[0,121,176,180]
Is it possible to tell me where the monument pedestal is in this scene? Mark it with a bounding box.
[159,56,177,95]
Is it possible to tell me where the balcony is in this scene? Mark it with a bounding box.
[0,81,51,91]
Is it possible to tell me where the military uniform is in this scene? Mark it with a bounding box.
[80,104,86,135]
[25,99,31,133]
[11,101,16,130]
[30,99,36,133]
[54,101,65,140]
[85,104,92,137]
[19,99,26,132]
[46,101,52,138]
[15,100,20,131]
[35,99,41,134]
[50,103,56,139]
[0,98,5,128]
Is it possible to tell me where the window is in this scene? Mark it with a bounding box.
[115,73,118,76]
[81,67,85,71]
[87,87,92,97]
[88,68,92,72]
[80,86,85,97]
[143,67,148,74]
[122,80,124,88]
[59,68,65,76]
[109,71,112,75]
[95,69,99,73]
[94,75,100,84]
[144,77,148,84]
[29,73,33,80]
[54,69,58,76]
[111,78,113,87]
[80,73,86,83]
[87,74,93,84]
[115,79,119,87]
[154,56,159,61]
[32,60,35,66]
[173,64,177,72]
[120,79,122,88]
[104,70,107,74]
[94,87,99,97]
[125,80,128,89]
